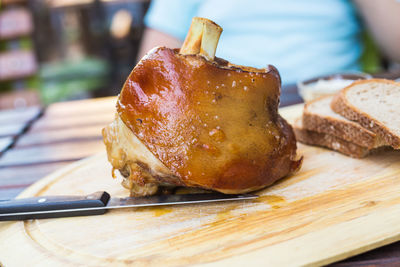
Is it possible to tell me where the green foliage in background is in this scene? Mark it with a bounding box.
[39,57,109,104]
[360,31,382,74]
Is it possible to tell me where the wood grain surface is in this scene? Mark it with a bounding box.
[0,106,41,154]
[0,139,105,167]
[0,137,13,155]
[1,104,400,266]
[0,98,114,199]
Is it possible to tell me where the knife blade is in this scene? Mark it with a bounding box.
[0,191,258,221]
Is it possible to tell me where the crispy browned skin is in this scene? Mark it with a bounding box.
[115,47,301,194]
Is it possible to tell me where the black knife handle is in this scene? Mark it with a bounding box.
[0,191,110,221]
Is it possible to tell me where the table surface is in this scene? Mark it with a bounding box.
[1,79,400,266]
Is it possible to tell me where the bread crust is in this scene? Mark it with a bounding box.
[330,79,400,149]
[293,118,370,158]
[303,96,379,149]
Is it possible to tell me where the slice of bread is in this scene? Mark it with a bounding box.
[302,95,382,149]
[331,79,400,149]
[293,118,370,158]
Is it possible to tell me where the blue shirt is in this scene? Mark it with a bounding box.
[145,0,362,85]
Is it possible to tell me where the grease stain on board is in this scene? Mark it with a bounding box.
[255,195,287,209]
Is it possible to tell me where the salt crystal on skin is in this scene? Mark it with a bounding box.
[332,142,341,150]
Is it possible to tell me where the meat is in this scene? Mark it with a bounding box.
[102,17,302,196]
[103,115,180,196]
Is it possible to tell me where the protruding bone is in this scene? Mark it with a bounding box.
[180,17,222,61]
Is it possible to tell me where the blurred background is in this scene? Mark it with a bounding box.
[0,0,399,110]
[0,0,149,109]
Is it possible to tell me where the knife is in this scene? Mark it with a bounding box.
[0,191,257,221]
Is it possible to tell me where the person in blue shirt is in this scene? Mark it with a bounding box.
[137,0,400,86]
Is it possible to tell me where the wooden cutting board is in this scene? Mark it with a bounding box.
[1,104,400,267]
